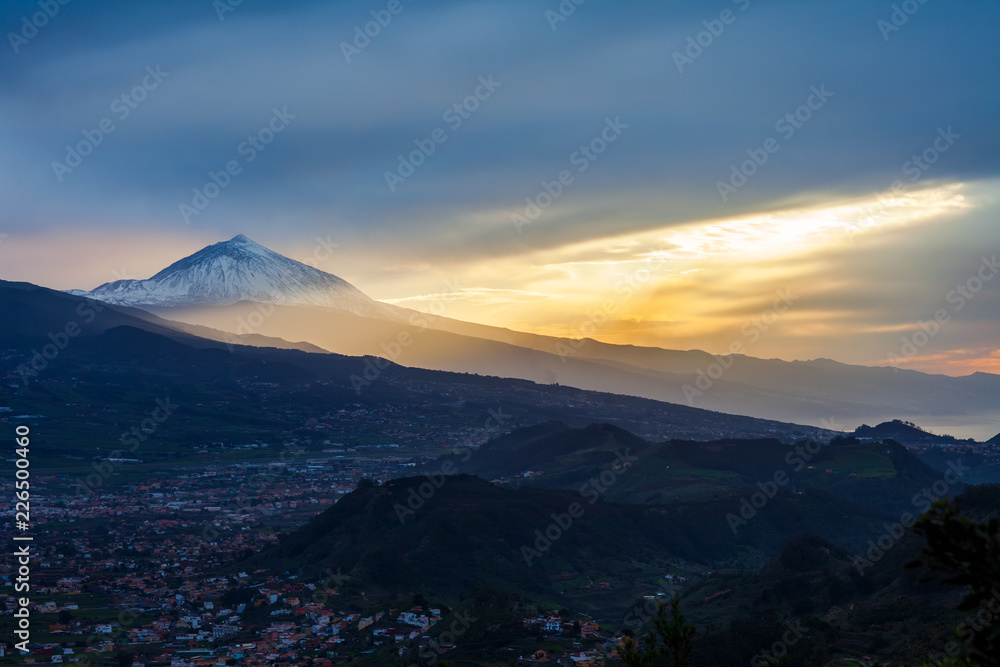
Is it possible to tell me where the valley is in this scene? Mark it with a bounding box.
[2,240,998,665]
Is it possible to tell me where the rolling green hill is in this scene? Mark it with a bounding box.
[241,473,909,618]
[430,422,952,521]
[677,485,1000,665]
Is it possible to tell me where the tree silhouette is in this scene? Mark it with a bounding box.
[909,498,1000,665]
[618,593,696,666]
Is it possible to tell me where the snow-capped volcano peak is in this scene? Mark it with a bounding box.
[221,233,267,251]
[211,234,282,259]
[74,234,381,314]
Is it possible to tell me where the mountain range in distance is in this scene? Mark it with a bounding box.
[67,234,1000,440]
[4,237,998,666]
[0,278,839,457]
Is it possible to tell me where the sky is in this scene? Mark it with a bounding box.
[1,0,999,375]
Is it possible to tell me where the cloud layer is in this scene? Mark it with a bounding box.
[1,0,998,373]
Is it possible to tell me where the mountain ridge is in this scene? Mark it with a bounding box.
[73,234,391,317]
[64,235,1000,438]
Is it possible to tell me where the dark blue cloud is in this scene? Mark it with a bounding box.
[1,0,998,258]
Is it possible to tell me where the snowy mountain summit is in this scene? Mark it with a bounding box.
[74,234,380,313]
